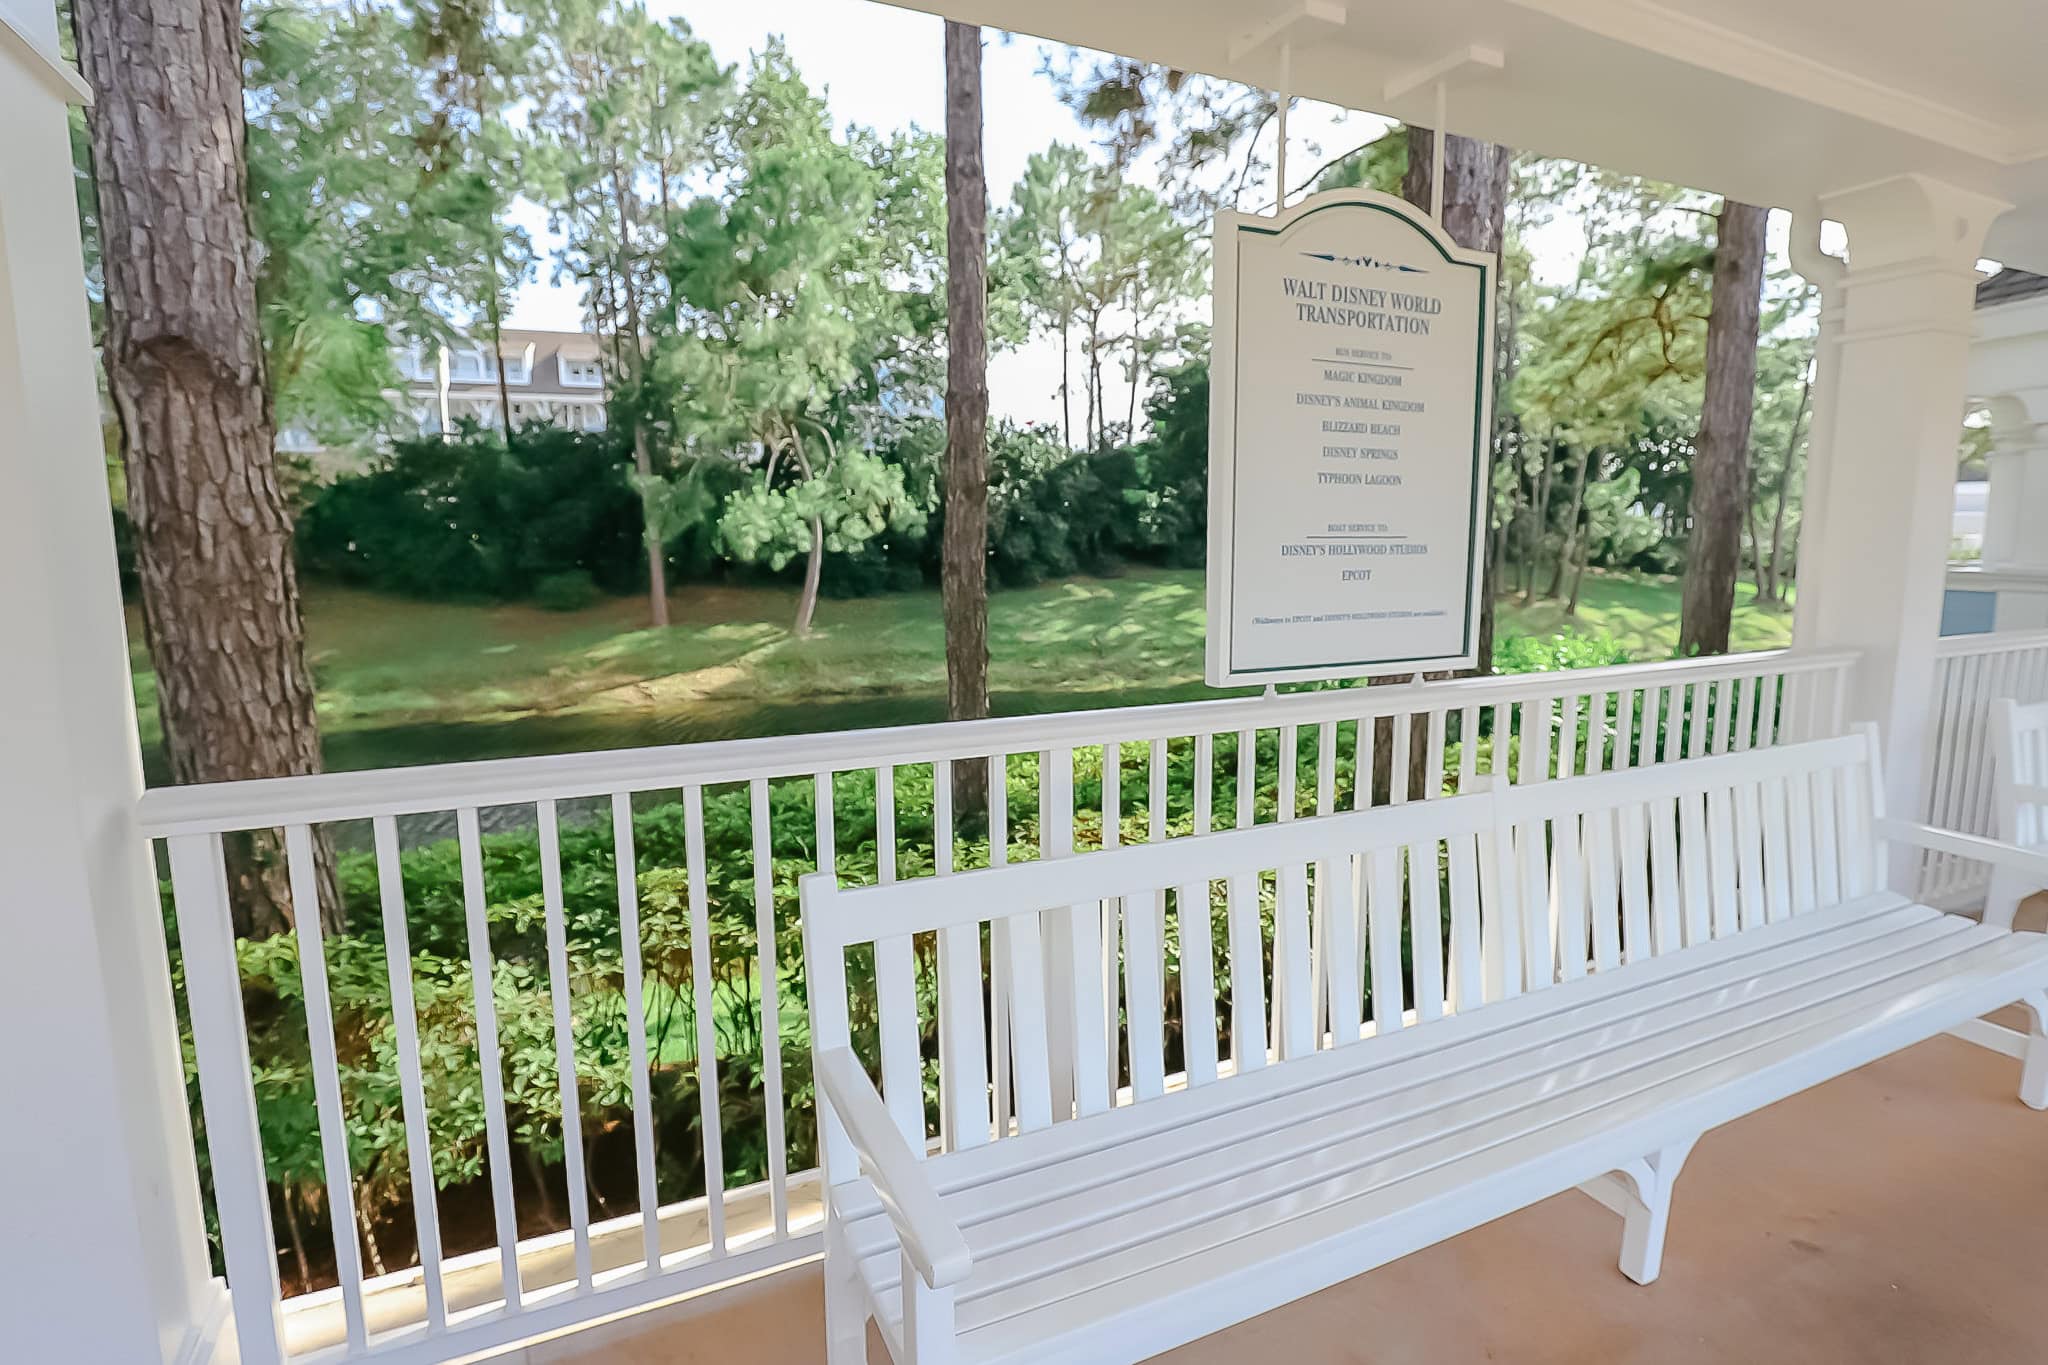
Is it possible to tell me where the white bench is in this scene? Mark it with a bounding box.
[801,730,2048,1365]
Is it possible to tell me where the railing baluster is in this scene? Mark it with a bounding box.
[749,777,788,1237]
[935,747,989,1149]
[1355,714,1376,808]
[1712,677,1736,754]
[1390,710,1412,803]
[934,759,958,1153]
[610,794,661,1272]
[373,814,449,1324]
[1734,675,1757,752]
[285,824,369,1346]
[1587,691,1611,774]
[1235,727,1256,828]
[877,764,897,884]
[1278,723,1298,821]
[1195,733,1215,831]
[1100,743,1122,1092]
[1457,704,1479,792]
[683,785,726,1251]
[454,809,520,1308]
[989,754,1012,1131]
[536,801,594,1289]
[1615,687,1638,770]
[168,832,286,1365]
[1041,747,1078,1118]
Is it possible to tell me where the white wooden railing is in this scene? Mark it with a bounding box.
[1917,629,2048,905]
[138,647,1854,1365]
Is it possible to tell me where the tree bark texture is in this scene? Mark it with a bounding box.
[1403,128,1509,673]
[1377,129,1509,796]
[943,21,993,821]
[76,0,337,937]
[1678,200,1769,657]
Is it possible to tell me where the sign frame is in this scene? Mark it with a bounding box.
[1205,187,1497,687]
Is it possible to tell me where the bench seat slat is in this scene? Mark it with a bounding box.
[846,903,1962,1276]
[978,932,2048,1365]
[836,893,1916,1225]
[834,902,2048,1364]
[893,912,1970,1283]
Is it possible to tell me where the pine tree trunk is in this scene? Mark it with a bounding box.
[1549,445,1591,600]
[609,154,669,630]
[1404,127,1511,673]
[1768,368,1812,602]
[1058,310,1073,447]
[76,0,338,938]
[943,20,992,822]
[1678,200,1769,657]
[488,280,515,446]
[634,426,670,628]
[1525,437,1554,603]
[1374,129,1512,796]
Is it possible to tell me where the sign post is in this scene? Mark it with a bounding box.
[1206,187,1496,686]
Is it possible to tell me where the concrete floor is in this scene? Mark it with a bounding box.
[521,1024,2048,1365]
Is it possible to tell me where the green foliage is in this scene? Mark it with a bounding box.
[297,427,647,601]
[533,569,600,612]
[718,449,928,573]
[1490,631,1632,674]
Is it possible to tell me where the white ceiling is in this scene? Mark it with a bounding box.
[885,0,2048,270]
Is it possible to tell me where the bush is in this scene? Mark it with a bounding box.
[1493,630,1632,674]
[533,568,600,612]
[297,426,650,600]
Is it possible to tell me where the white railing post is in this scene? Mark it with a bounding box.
[166,833,287,1365]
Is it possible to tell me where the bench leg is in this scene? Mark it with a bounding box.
[824,1224,871,1365]
[1579,1137,1697,1286]
[900,1251,958,1365]
[2021,992,2048,1111]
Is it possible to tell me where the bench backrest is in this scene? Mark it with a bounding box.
[802,730,1886,1168]
[1993,697,2048,851]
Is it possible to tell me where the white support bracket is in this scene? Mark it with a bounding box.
[1382,43,1506,104]
[1228,0,1347,64]
[1,12,92,106]
[1578,1136,1697,1284]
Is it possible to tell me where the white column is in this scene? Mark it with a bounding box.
[1793,175,2009,871]
[0,7,223,1363]
[1789,216,1845,650]
[1980,399,2048,571]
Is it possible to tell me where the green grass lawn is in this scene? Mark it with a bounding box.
[130,566,1795,774]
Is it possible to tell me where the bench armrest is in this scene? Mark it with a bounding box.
[816,1046,972,1289]
[1875,819,2048,883]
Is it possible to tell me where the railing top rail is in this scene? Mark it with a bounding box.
[1933,628,2048,659]
[136,647,1858,838]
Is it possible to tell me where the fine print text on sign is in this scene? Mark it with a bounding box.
[1206,189,1496,685]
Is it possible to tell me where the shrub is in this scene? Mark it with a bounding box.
[533,568,600,612]
[1492,630,1632,674]
[297,426,649,600]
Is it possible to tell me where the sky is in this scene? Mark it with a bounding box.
[500,0,1819,430]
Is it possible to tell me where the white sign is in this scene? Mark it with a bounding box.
[1206,189,1496,686]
